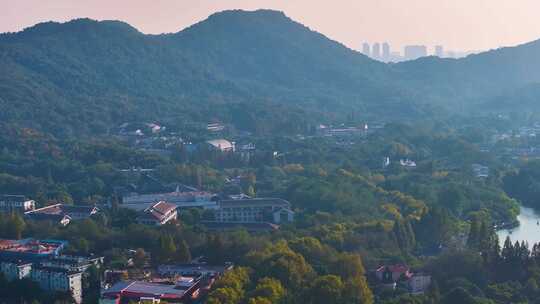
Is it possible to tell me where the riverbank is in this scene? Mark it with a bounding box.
[497,206,540,247]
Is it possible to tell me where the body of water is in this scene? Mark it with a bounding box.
[497,206,540,247]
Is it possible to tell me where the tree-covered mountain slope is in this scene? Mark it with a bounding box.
[2,9,540,136]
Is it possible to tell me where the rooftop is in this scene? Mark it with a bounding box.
[206,139,233,150]
[103,280,196,300]
[0,239,66,257]
[25,204,98,216]
[33,265,83,276]
[138,201,177,222]
[376,264,411,273]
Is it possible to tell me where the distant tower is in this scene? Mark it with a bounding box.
[372,43,381,59]
[435,45,444,57]
[382,42,390,62]
[362,43,371,57]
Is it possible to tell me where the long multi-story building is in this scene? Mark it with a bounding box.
[213,198,294,224]
[0,195,35,212]
[122,190,217,211]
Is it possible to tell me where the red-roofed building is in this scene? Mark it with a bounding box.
[101,278,199,303]
[375,264,413,283]
[136,201,178,226]
[374,264,431,293]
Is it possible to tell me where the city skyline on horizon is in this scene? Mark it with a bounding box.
[2,0,540,52]
[360,41,479,62]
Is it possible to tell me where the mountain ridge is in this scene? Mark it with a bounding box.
[2,9,540,136]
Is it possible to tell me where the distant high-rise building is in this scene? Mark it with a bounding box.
[382,42,390,61]
[403,45,427,60]
[372,43,381,59]
[362,43,370,57]
[390,51,402,62]
[435,45,444,57]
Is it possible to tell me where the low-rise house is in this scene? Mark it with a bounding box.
[205,139,235,152]
[136,201,178,226]
[400,159,417,168]
[0,195,35,213]
[375,264,413,285]
[374,264,431,294]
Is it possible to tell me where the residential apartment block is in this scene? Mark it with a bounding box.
[31,266,83,303]
[0,238,102,303]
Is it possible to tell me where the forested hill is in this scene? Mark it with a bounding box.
[393,38,540,107]
[2,9,540,136]
[171,10,392,98]
[0,10,410,136]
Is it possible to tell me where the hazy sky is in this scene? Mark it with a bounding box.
[2,0,540,53]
